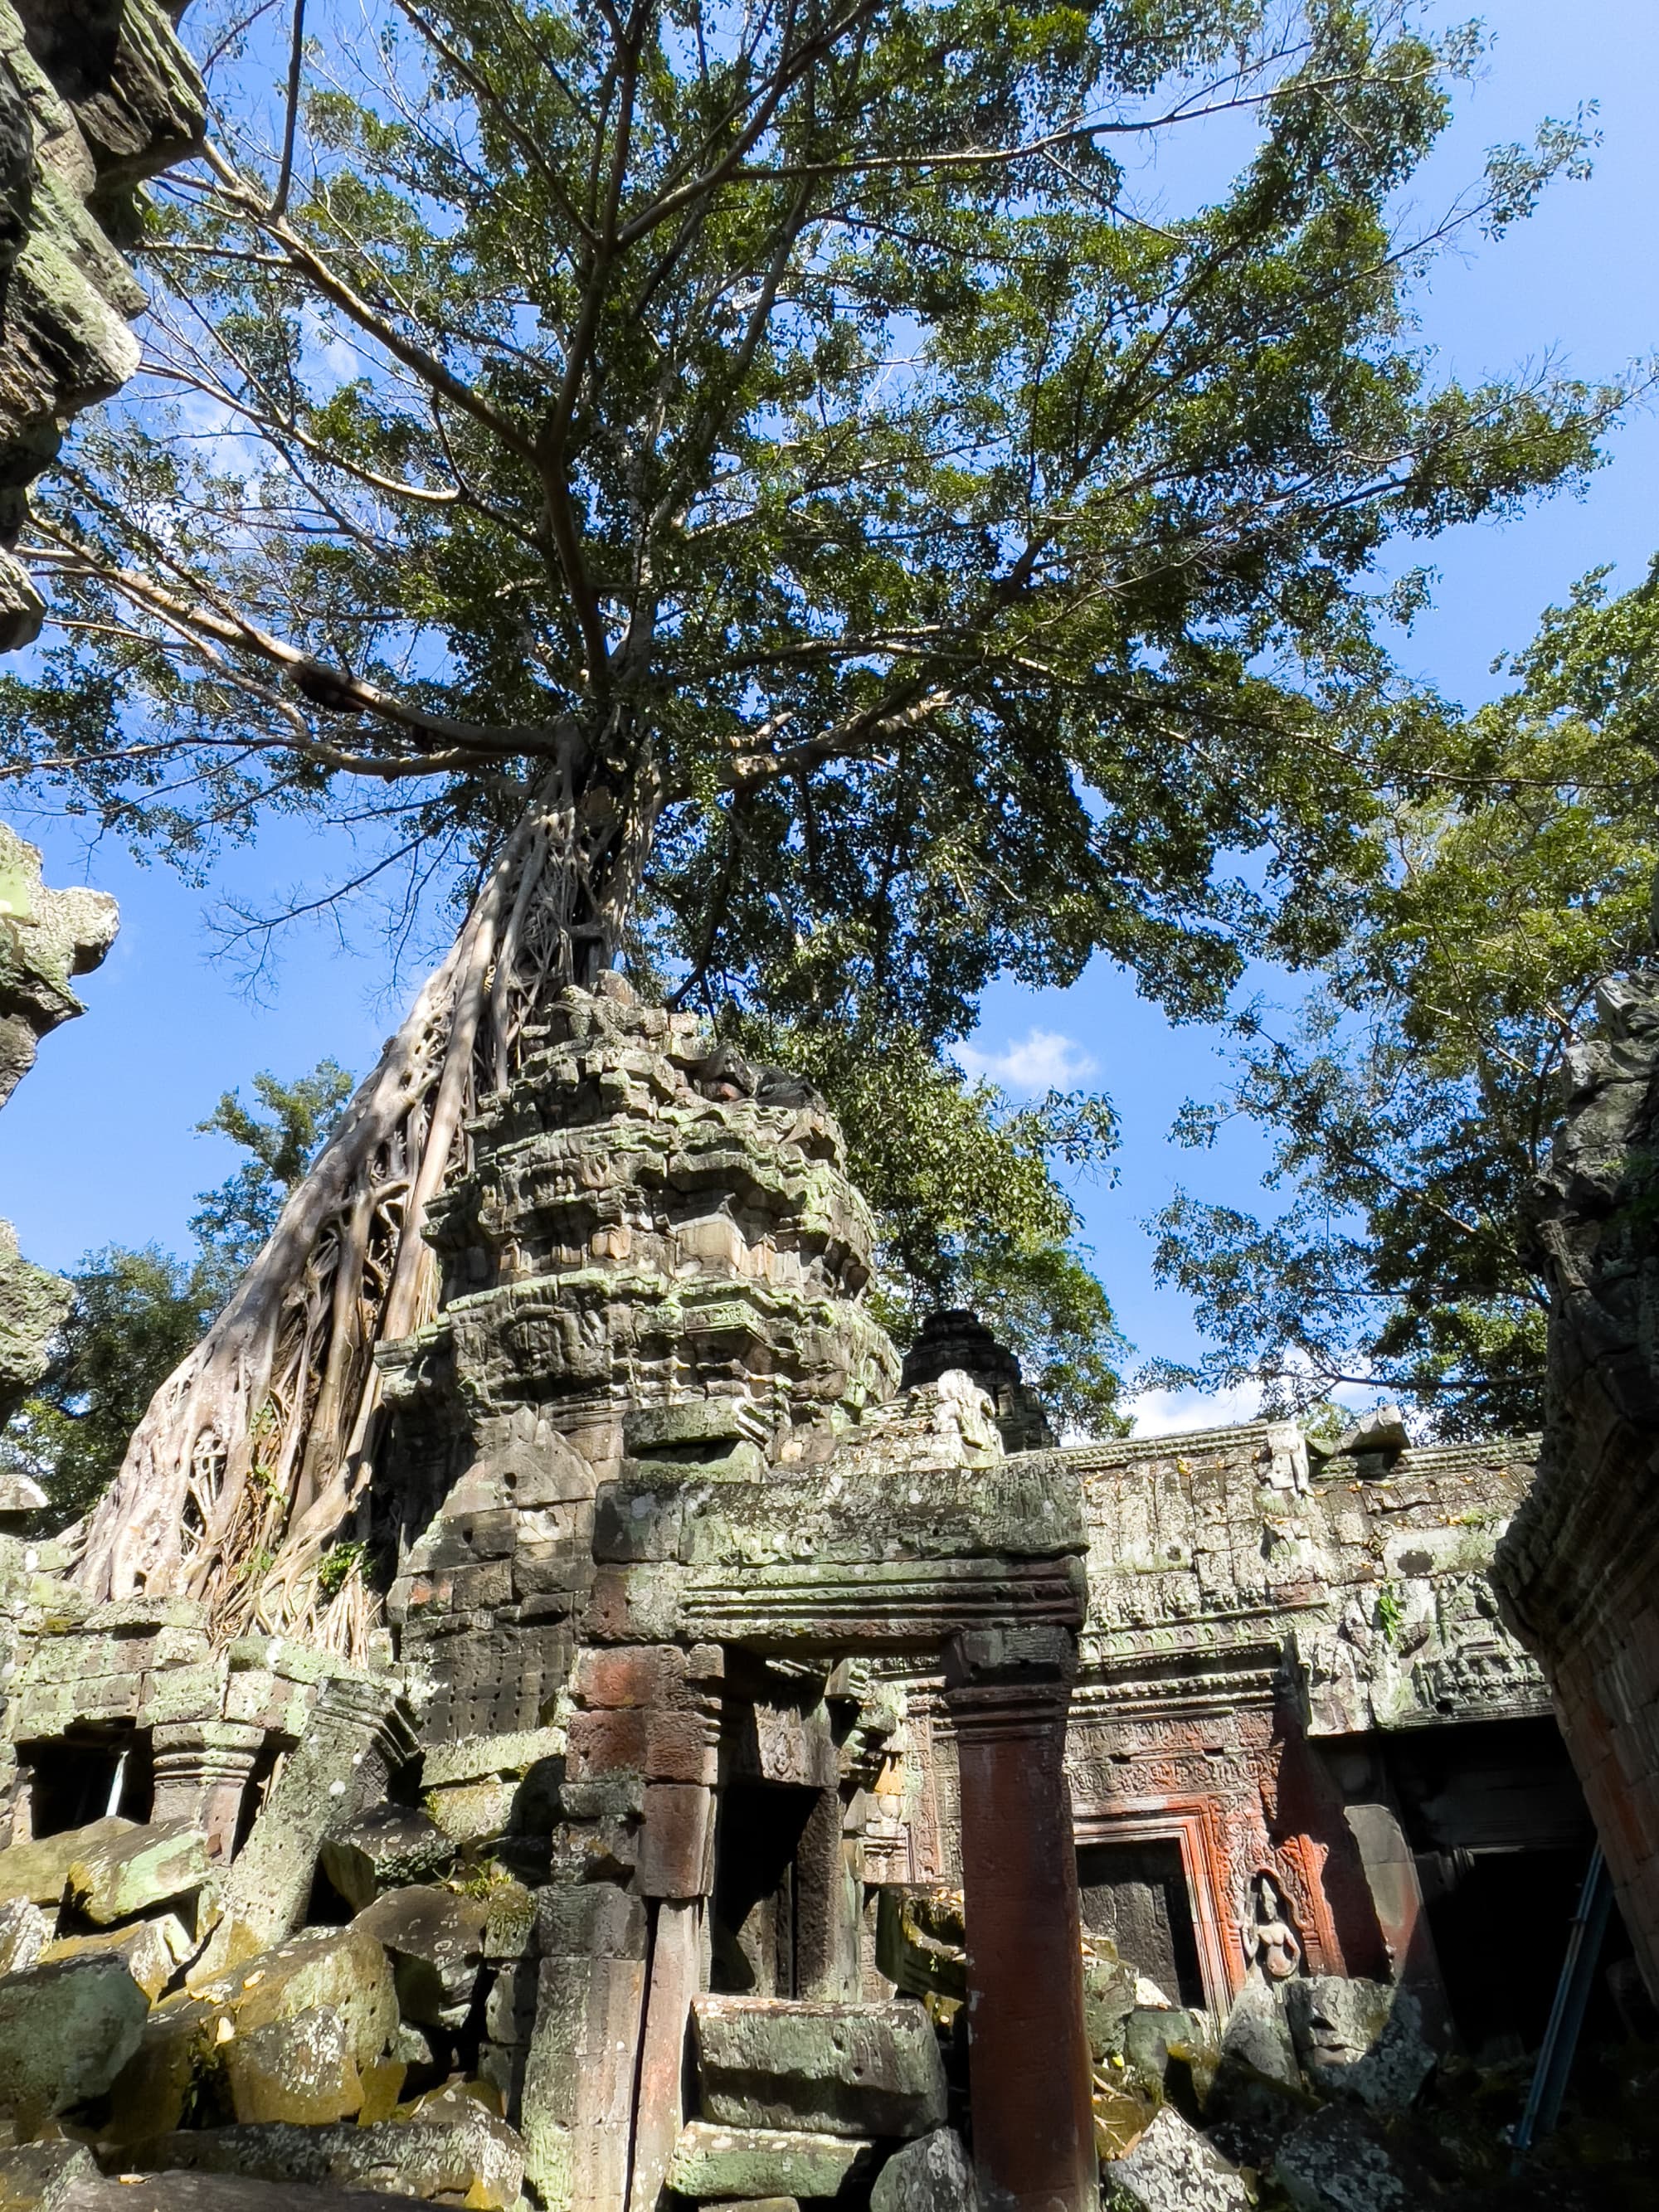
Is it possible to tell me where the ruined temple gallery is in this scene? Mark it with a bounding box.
[0,966,1646,2212]
[2,1,1659,2203]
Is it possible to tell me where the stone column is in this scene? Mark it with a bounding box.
[1340,1795,1457,2050]
[190,1674,419,1982]
[944,1627,1096,2212]
[150,1721,265,1858]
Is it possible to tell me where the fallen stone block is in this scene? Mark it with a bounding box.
[41,1915,187,2001]
[0,1898,49,1976]
[1082,1943,1138,2061]
[0,2139,98,2210]
[319,1805,455,1913]
[0,1819,131,1909]
[0,1957,150,2133]
[870,2126,978,2211]
[1219,1981,1300,2088]
[873,1888,966,2005]
[56,2175,455,2211]
[117,2110,524,2210]
[351,1885,487,2030]
[223,2005,365,2126]
[666,2121,878,2202]
[109,1925,397,2138]
[1283,1979,1433,2112]
[65,1821,211,1925]
[1121,2004,1204,2091]
[693,1995,948,2140]
[1101,2106,1253,2211]
[1274,2103,1417,2212]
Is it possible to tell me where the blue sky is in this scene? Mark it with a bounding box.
[5,0,1658,1434]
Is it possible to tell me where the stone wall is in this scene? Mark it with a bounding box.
[0,0,204,646]
[0,823,117,1427]
[1496,967,1659,2002]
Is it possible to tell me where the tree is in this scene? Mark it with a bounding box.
[4,0,1616,1619]
[1148,561,1659,1437]
[742,1015,1128,1433]
[2,1062,355,1521]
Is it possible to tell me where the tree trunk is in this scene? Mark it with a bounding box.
[71,740,660,1646]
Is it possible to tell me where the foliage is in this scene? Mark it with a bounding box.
[1147,562,1659,1437]
[1,1061,354,1522]
[190,1060,354,1283]
[0,1247,219,1525]
[741,1014,1128,1432]
[4,0,1613,1039]
[1,1,1625,1558]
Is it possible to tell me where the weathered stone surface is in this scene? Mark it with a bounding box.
[41,1913,185,1999]
[0,2139,97,2211]
[121,2112,524,2210]
[0,1896,47,1974]
[352,1884,486,2030]
[1273,2103,1415,2212]
[0,1815,130,1906]
[0,824,119,1109]
[1081,1943,1137,2062]
[1101,2107,1253,2212]
[56,2179,419,2212]
[224,2005,366,2127]
[1121,2005,1204,2092]
[319,1804,453,1911]
[66,1816,209,1923]
[194,1677,418,1977]
[1493,964,1659,2002]
[0,1954,148,2130]
[666,2120,878,2201]
[1283,1979,1433,2111]
[869,2126,979,2212]
[693,1995,947,2141]
[110,1926,398,2138]
[1219,1982,1300,2089]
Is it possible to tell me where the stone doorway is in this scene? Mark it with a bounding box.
[710,1780,830,1998]
[1077,1835,1207,2009]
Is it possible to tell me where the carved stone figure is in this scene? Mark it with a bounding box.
[1239,1869,1303,1982]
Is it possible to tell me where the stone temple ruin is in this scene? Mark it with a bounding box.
[0,14,1657,2205]
[0,956,1651,2212]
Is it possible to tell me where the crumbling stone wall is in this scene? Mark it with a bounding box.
[1496,967,1659,2003]
[0,0,204,647]
[0,823,117,1427]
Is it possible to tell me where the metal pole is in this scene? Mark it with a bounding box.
[1511,1844,1613,2169]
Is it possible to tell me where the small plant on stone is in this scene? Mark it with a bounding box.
[1376,1581,1406,1646]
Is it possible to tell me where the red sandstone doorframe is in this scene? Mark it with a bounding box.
[1072,1799,1243,2015]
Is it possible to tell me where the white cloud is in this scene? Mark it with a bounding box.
[1123,1375,1389,1440]
[959,1026,1096,1093]
[1124,1383,1268,1437]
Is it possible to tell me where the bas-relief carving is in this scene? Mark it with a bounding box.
[1239,1869,1303,1982]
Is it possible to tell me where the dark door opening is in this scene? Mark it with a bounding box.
[1383,1717,1631,2064]
[711,1781,820,1997]
[21,1729,153,1836]
[1077,1836,1206,2010]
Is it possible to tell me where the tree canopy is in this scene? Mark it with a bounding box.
[1149,559,1659,1437]
[7,0,1621,1624]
